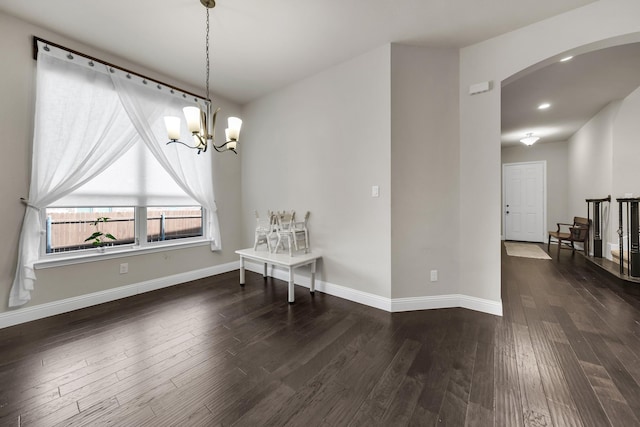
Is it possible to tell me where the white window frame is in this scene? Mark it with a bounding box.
[36,206,208,268]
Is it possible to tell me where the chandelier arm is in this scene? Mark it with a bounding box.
[211,140,238,154]
[166,136,206,154]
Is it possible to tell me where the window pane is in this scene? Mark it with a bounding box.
[147,207,203,243]
[45,208,135,254]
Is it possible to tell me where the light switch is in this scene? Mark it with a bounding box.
[371,185,379,198]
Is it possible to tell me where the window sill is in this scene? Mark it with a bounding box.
[35,239,213,270]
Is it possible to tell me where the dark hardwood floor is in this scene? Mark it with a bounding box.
[2,245,640,426]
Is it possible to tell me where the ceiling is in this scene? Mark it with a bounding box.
[4,0,632,145]
[502,42,640,146]
[0,0,596,105]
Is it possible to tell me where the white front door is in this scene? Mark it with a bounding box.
[503,162,546,242]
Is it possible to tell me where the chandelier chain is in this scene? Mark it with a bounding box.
[205,7,210,101]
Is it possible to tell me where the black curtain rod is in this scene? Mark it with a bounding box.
[32,36,206,102]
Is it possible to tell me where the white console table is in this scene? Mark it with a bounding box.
[235,248,321,304]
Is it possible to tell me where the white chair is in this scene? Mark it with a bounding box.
[254,210,276,251]
[273,211,296,256]
[292,211,310,253]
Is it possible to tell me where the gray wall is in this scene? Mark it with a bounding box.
[0,11,243,312]
[241,45,393,298]
[390,45,460,299]
[240,43,461,302]
[501,141,569,236]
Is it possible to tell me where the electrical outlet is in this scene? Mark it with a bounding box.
[371,185,379,198]
[120,263,129,274]
[430,270,438,282]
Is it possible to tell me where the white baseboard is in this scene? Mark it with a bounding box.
[391,294,503,316]
[244,262,391,311]
[1,259,504,329]
[0,261,239,330]
[244,262,503,317]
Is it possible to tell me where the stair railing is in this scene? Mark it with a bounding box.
[617,197,640,277]
[586,195,610,258]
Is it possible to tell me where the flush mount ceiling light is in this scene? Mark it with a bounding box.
[164,0,242,154]
[538,103,551,110]
[520,133,540,146]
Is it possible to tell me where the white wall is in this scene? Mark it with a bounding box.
[502,141,569,235]
[0,11,243,313]
[460,0,640,304]
[568,103,617,218]
[390,45,459,299]
[566,85,640,255]
[610,86,640,254]
[568,102,617,248]
[241,45,392,298]
[612,86,640,222]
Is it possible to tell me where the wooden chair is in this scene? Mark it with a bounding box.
[547,216,590,257]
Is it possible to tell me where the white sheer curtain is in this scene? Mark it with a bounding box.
[109,74,221,250]
[9,53,138,307]
[10,43,222,307]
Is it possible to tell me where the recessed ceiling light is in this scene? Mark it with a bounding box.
[538,103,551,110]
[560,56,574,62]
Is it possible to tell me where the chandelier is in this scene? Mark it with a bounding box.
[164,0,242,154]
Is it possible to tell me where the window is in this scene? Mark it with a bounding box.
[146,207,203,243]
[45,207,135,254]
[41,132,211,258]
[44,206,204,255]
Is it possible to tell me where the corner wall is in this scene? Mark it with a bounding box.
[241,43,490,312]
